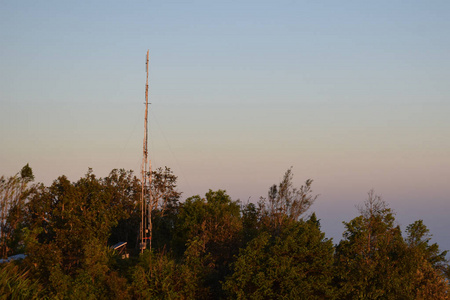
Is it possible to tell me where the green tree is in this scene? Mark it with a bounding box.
[224,169,334,299]
[406,220,448,269]
[0,263,44,300]
[404,220,449,299]
[224,214,335,299]
[131,238,212,299]
[0,164,35,258]
[258,168,317,233]
[24,169,139,291]
[334,191,450,299]
[174,190,242,257]
[173,189,242,296]
[241,202,259,244]
[20,164,34,182]
[335,191,408,299]
[69,240,130,300]
[105,169,141,248]
[149,167,181,251]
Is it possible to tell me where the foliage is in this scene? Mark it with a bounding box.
[20,164,35,183]
[0,166,448,299]
[105,169,141,248]
[149,167,181,251]
[0,263,44,300]
[172,189,243,297]
[258,167,318,232]
[151,166,181,217]
[224,214,335,299]
[25,169,140,274]
[405,220,450,299]
[335,191,450,299]
[131,237,212,299]
[0,164,34,258]
[241,202,259,244]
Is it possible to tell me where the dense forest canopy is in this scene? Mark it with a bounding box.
[0,164,449,299]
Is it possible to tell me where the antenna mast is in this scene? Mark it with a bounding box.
[140,50,152,252]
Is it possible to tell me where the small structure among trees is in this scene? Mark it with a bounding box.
[111,242,128,259]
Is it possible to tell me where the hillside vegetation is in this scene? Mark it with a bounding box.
[1,165,449,299]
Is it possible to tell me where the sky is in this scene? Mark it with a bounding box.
[1,1,449,250]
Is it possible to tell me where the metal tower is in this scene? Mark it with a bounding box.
[140,50,152,252]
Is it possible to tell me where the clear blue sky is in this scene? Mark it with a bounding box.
[1,1,449,250]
